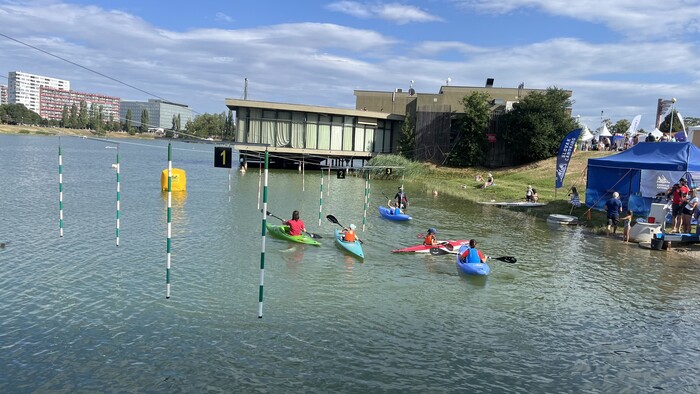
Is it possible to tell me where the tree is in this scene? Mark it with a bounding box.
[140,109,149,133]
[177,114,181,131]
[612,119,631,135]
[445,91,491,167]
[172,114,178,131]
[61,105,69,128]
[69,104,78,129]
[659,110,686,134]
[185,112,225,137]
[124,109,133,133]
[77,100,88,129]
[499,87,578,164]
[225,109,235,140]
[0,103,42,125]
[397,114,415,160]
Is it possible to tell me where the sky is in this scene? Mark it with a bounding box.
[1,0,700,131]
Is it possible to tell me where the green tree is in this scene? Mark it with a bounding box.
[612,119,631,135]
[445,91,491,167]
[69,103,78,129]
[499,87,577,164]
[124,109,133,133]
[659,110,684,134]
[0,103,42,125]
[140,109,149,133]
[172,114,178,131]
[225,109,235,140]
[185,112,225,138]
[77,100,88,129]
[397,114,415,159]
[177,114,181,131]
[61,105,69,128]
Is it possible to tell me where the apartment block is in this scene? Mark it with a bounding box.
[0,85,7,105]
[8,71,70,114]
[40,86,120,122]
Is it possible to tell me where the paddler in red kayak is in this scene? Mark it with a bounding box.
[423,228,438,246]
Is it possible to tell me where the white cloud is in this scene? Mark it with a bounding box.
[451,0,700,39]
[215,12,233,22]
[327,1,442,24]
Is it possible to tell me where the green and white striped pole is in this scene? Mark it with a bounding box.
[116,146,121,246]
[257,155,262,210]
[302,156,305,192]
[327,157,331,197]
[318,170,324,226]
[258,148,269,318]
[363,172,370,232]
[58,140,64,237]
[166,143,172,299]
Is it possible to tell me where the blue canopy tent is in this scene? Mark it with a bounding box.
[585,142,700,215]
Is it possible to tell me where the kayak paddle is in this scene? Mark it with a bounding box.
[264,210,322,239]
[490,256,517,264]
[326,214,363,244]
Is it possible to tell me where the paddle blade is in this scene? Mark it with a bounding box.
[493,256,517,264]
[304,231,322,239]
[429,247,447,256]
[326,215,339,224]
[439,242,454,251]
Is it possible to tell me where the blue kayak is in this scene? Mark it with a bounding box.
[378,206,412,221]
[456,245,490,276]
[334,229,364,259]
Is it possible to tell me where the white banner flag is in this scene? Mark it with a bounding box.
[677,112,686,131]
[626,114,641,135]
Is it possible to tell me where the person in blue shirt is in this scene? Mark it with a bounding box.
[605,191,623,236]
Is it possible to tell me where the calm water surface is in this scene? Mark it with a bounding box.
[1,134,699,393]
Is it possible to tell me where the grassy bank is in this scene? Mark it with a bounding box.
[0,124,155,139]
[368,152,615,232]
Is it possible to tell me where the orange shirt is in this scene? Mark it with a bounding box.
[423,234,437,245]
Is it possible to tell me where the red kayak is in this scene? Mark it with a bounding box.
[392,240,469,255]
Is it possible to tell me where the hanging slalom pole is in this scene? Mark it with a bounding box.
[58,139,64,237]
[327,157,331,197]
[116,146,121,247]
[302,156,305,192]
[257,154,262,210]
[318,170,324,226]
[362,172,370,232]
[258,148,269,318]
[166,142,173,299]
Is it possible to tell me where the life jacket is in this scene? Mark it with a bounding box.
[344,230,356,242]
[424,234,436,245]
[465,247,482,264]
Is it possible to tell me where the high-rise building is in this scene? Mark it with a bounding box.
[8,71,70,114]
[40,86,120,122]
[120,99,193,130]
[0,85,7,105]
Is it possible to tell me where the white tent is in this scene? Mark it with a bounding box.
[597,124,612,137]
[580,125,594,141]
[650,128,663,139]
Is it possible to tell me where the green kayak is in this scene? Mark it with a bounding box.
[266,224,321,246]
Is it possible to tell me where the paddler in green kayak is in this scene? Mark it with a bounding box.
[283,210,307,236]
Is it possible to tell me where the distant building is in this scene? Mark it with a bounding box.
[119,99,193,130]
[0,85,7,105]
[8,71,70,114]
[354,79,572,166]
[40,86,120,122]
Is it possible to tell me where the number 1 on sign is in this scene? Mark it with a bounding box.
[220,149,226,166]
[214,146,233,168]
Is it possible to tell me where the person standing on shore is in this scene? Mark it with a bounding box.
[605,192,623,236]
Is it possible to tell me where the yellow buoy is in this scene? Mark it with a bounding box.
[161,168,187,191]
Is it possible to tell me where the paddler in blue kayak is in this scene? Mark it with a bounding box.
[459,239,488,263]
[283,210,307,236]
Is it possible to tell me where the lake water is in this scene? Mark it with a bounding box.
[1,134,699,393]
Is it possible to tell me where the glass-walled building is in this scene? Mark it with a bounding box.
[226,99,402,162]
[119,99,193,130]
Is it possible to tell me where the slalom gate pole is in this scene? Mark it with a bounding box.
[166,143,172,299]
[258,148,269,318]
[116,146,121,246]
[58,140,64,237]
[318,170,324,226]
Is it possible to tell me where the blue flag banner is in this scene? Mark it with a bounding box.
[555,128,582,189]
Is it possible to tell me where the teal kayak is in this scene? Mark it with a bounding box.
[334,229,364,259]
[266,224,321,246]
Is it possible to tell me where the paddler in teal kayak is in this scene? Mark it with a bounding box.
[459,239,488,263]
[283,210,307,236]
[340,223,359,242]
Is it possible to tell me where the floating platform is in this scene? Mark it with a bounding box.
[478,201,547,207]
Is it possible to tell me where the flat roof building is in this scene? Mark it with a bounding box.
[40,86,120,122]
[120,99,193,131]
[8,71,70,114]
[0,85,7,105]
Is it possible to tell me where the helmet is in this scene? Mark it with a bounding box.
[349,224,357,230]
[428,227,436,234]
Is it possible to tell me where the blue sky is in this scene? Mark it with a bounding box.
[2,0,700,131]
